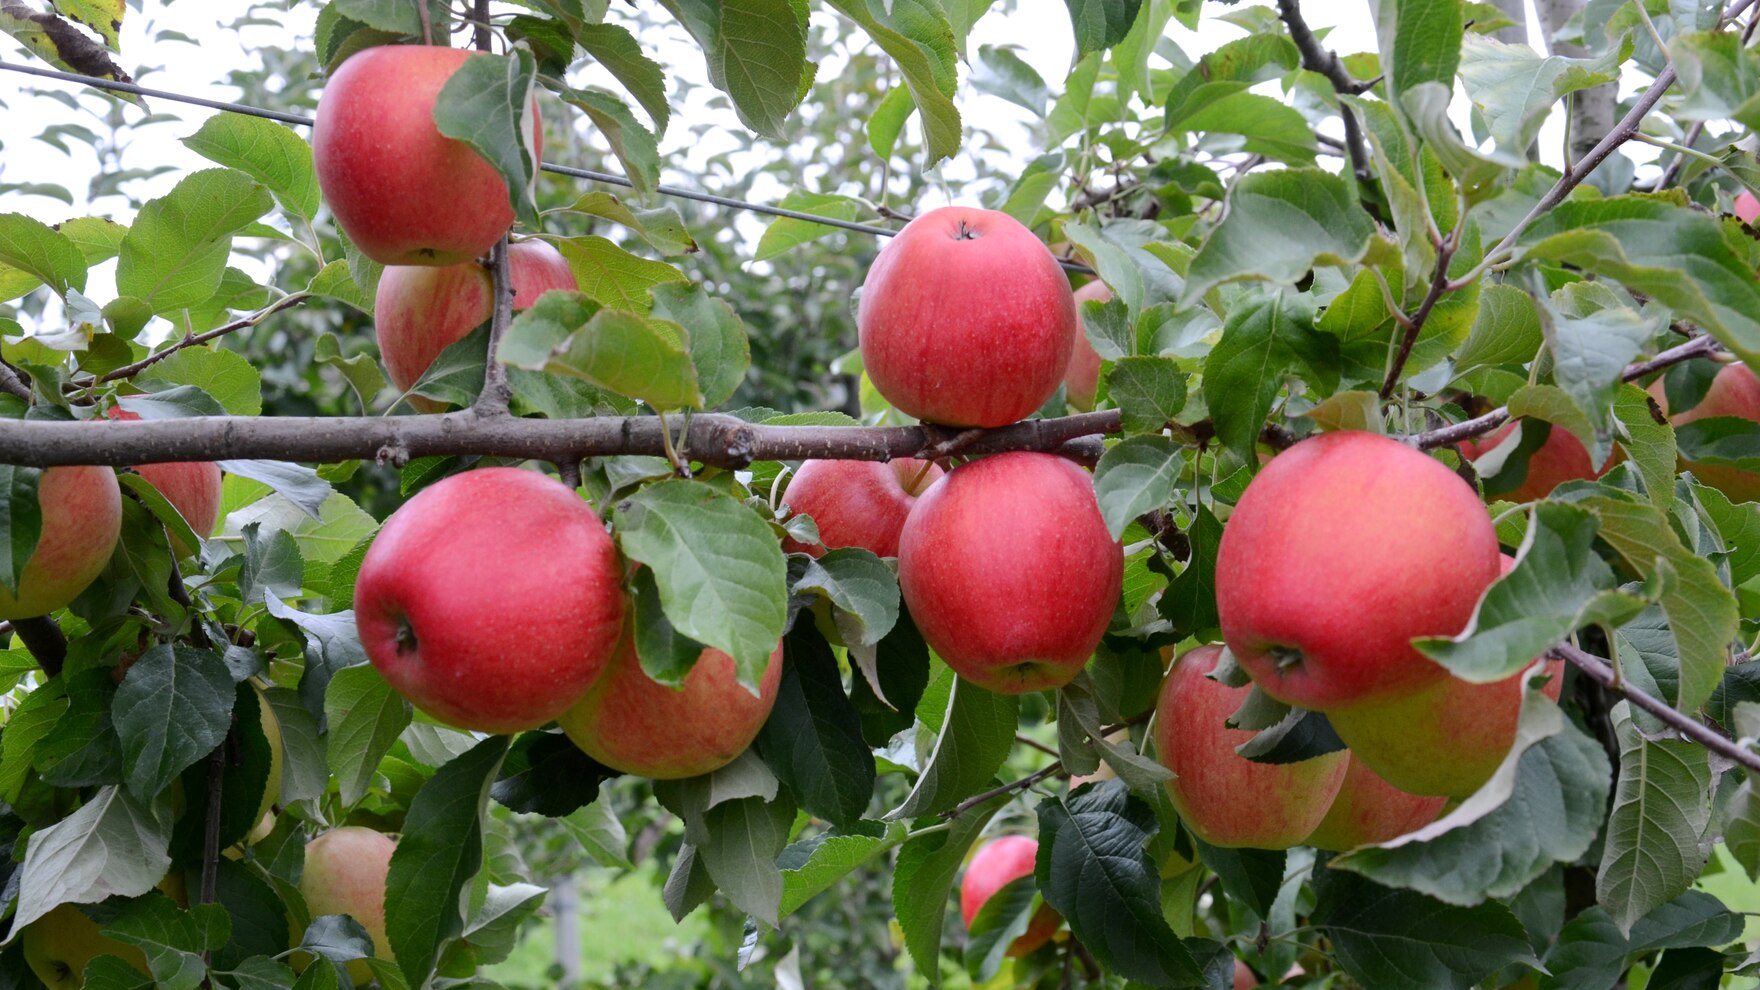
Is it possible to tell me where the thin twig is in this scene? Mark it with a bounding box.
[1553,642,1760,773]
[1658,121,1705,189]
[83,293,310,386]
[0,360,31,402]
[1379,232,1460,398]
[1275,0,1373,184]
[472,0,491,51]
[1016,734,1060,758]
[473,239,514,415]
[940,712,1154,820]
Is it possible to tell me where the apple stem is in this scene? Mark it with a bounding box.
[905,459,935,493]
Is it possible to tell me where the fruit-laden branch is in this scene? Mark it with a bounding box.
[1412,333,1724,449]
[1552,642,1760,773]
[0,408,1122,468]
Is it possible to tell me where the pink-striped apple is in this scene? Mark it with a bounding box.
[313,45,539,266]
[104,407,221,555]
[1217,431,1502,711]
[897,452,1121,694]
[558,636,783,779]
[375,238,576,411]
[1064,280,1111,411]
[1461,419,1602,503]
[960,836,1061,957]
[859,207,1076,427]
[0,466,120,619]
[354,468,624,733]
[301,827,395,983]
[780,458,942,557]
[1651,362,1760,503]
[1303,756,1448,851]
[1153,645,1348,849]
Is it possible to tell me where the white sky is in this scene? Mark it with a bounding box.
[0,0,1661,326]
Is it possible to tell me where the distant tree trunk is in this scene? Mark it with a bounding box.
[1535,0,1616,164]
[1488,0,1528,45]
[553,874,582,985]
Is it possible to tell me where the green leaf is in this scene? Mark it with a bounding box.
[778,821,907,918]
[696,788,796,927]
[824,0,961,164]
[0,464,43,598]
[386,736,511,988]
[331,0,450,34]
[1159,503,1220,637]
[1671,30,1760,131]
[1372,0,1464,120]
[324,664,412,809]
[1332,697,1610,905]
[1596,702,1713,934]
[1037,781,1201,985]
[137,344,264,417]
[630,565,706,685]
[180,114,319,219]
[964,874,1037,981]
[1540,281,1660,453]
[497,292,700,410]
[575,22,671,133]
[555,235,687,313]
[1092,434,1181,539]
[1519,196,1760,369]
[1107,356,1188,434]
[659,0,808,139]
[1182,168,1378,306]
[111,645,234,802]
[613,479,789,685]
[0,212,86,296]
[887,677,1018,819]
[1458,33,1627,160]
[1191,839,1284,918]
[556,87,660,194]
[754,623,876,828]
[1614,382,1676,508]
[105,895,229,990]
[1111,0,1171,106]
[1171,90,1319,165]
[57,216,127,265]
[491,730,615,818]
[115,168,272,316]
[867,85,915,159]
[891,793,1006,981]
[754,191,864,262]
[307,259,375,315]
[972,45,1050,116]
[649,281,750,408]
[562,795,633,869]
[1062,0,1142,58]
[9,786,171,936]
[553,192,696,256]
[788,547,900,651]
[1201,291,1330,464]
[1416,502,1647,683]
[1453,283,1544,378]
[432,49,538,226]
[1544,892,1744,990]
[1312,868,1538,990]
[314,331,387,412]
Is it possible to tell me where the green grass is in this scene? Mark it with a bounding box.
[485,865,710,988]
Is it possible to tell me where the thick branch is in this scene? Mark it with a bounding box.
[1412,333,1724,449]
[1552,642,1760,774]
[0,409,1121,468]
[1275,0,1373,184]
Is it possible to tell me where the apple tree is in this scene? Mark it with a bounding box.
[3,0,1760,987]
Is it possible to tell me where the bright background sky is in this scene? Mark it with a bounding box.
[0,0,1652,317]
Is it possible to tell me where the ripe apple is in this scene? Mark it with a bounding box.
[780,458,942,557]
[1328,557,1567,798]
[354,467,625,733]
[301,827,396,983]
[21,903,149,988]
[558,635,783,779]
[858,206,1077,427]
[1303,755,1449,851]
[1460,419,1602,503]
[1216,430,1502,711]
[103,407,221,556]
[376,238,577,411]
[1154,645,1348,849]
[0,466,121,620]
[1064,280,1111,411]
[896,452,1121,694]
[312,45,540,266]
[1737,189,1760,223]
[959,835,1061,957]
[1651,362,1760,503]
[1233,959,1256,990]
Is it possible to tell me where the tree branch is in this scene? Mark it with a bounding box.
[0,408,1122,468]
[0,360,31,402]
[1275,0,1374,185]
[474,239,514,416]
[83,293,310,386]
[1552,642,1760,774]
[7,616,65,677]
[1412,333,1724,449]
[1379,232,1459,398]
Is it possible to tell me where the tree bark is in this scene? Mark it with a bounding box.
[1536,0,1616,165]
[1488,0,1530,45]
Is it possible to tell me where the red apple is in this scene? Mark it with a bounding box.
[313,45,540,266]
[375,238,576,411]
[301,827,395,982]
[103,407,221,555]
[0,466,120,620]
[959,835,1061,957]
[1153,645,1349,849]
[1303,755,1448,851]
[780,458,942,557]
[858,207,1077,427]
[896,452,1121,694]
[1328,555,1567,798]
[1064,280,1111,411]
[1651,362,1760,503]
[1216,431,1502,711]
[354,467,624,733]
[1233,959,1257,990]
[1460,419,1603,503]
[558,635,783,779]
[1737,189,1760,223]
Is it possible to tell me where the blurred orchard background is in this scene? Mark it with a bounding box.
[2,0,1743,986]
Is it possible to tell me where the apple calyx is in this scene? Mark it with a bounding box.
[1271,646,1305,671]
[953,220,981,241]
[394,620,420,657]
